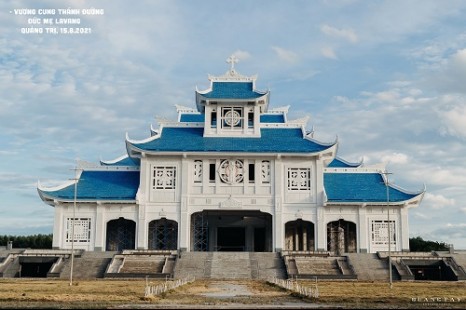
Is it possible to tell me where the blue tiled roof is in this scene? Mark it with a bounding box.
[328,158,360,168]
[200,82,265,99]
[260,114,285,123]
[180,113,205,122]
[40,170,139,201]
[101,156,140,167]
[324,173,418,203]
[130,127,332,153]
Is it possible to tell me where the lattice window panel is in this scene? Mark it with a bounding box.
[287,168,311,191]
[261,160,271,184]
[152,166,176,190]
[221,107,243,129]
[66,218,91,243]
[371,220,396,245]
[193,160,203,183]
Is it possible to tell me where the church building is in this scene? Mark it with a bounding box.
[38,57,425,254]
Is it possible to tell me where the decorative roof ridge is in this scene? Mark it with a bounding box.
[260,122,302,129]
[324,167,386,173]
[150,124,159,136]
[268,105,290,113]
[155,115,176,125]
[389,181,426,197]
[208,70,258,82]
[78,159,140,171]
[155,116,204,128]
[195,83,269,97]
[303,132,337,148]
[100,154,129,165]
[288,115,310,126]
[37,178,77,192]
[207,55,257,82]
[306,126,315,138]
[175,104,197,113]
[126,131,160,145]
[129,123,205,145]
[332,156,363,168]
[360,162,387,170]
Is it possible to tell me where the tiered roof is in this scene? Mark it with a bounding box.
[38,58,424,206]
[38,168,140,205]
[126,127,334,154]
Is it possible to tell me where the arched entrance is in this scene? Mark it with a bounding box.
[191,210,272,252]
[327,219,357,255]
[148,218,178,250]
[285,220,315,251]
[106,218,136,251]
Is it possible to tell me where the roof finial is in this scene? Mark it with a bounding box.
[226,54,239,72]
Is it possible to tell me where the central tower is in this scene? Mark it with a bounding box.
[195,55,270,138]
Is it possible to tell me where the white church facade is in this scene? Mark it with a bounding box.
[38,58,425,254]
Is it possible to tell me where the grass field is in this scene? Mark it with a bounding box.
[0,278,464,309]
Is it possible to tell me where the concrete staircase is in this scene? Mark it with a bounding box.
[173,252,287,280]
[284,254,356,280]
[346,253,391,281]
[173,252,211,279]
[250,252,287,280]
[451,254,466,274]
[210,252,252,279]
[60,251,116,279]
[119,255,165,273]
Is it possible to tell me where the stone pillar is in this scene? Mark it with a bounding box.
[94,204,106,251]
[179,199,189,252]
[52,205,63,249]
[400,206,409,252]
[273,156,283,252]
[179,157,190,252]
[137,204,147,250]
[358,205,368,253]
[316,206,326,251]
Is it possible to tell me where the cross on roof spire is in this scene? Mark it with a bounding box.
[226,54,239,71]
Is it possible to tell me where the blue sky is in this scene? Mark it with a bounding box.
[1,0,466,249]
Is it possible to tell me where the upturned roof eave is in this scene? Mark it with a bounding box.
[124,141,336,158]
[38,190,136,205]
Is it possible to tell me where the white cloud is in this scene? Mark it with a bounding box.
[423,192,455,209]
[271,46,298,63]
[420,47,466,95]
[320,24,358,43]
[413,212,430,220]
[381,152,409,164]
[438,103,466,139]
[232,50,252,61]
[321,46,338,59]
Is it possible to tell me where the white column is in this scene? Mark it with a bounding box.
[316,206,326,251]
[138,157,149,204]
[53,204,63,249]
[273,157,283,252]
[358,205,368,253]
[137,204,147,250]
[400,206,409,252]
[94,204,106,251]
[179,156,190,252]
[254,105,261,136]
[179,199,189,251]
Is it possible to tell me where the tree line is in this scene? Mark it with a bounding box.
[409,236,450,252]
[0,234,450,252]
[0,234,52,249]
